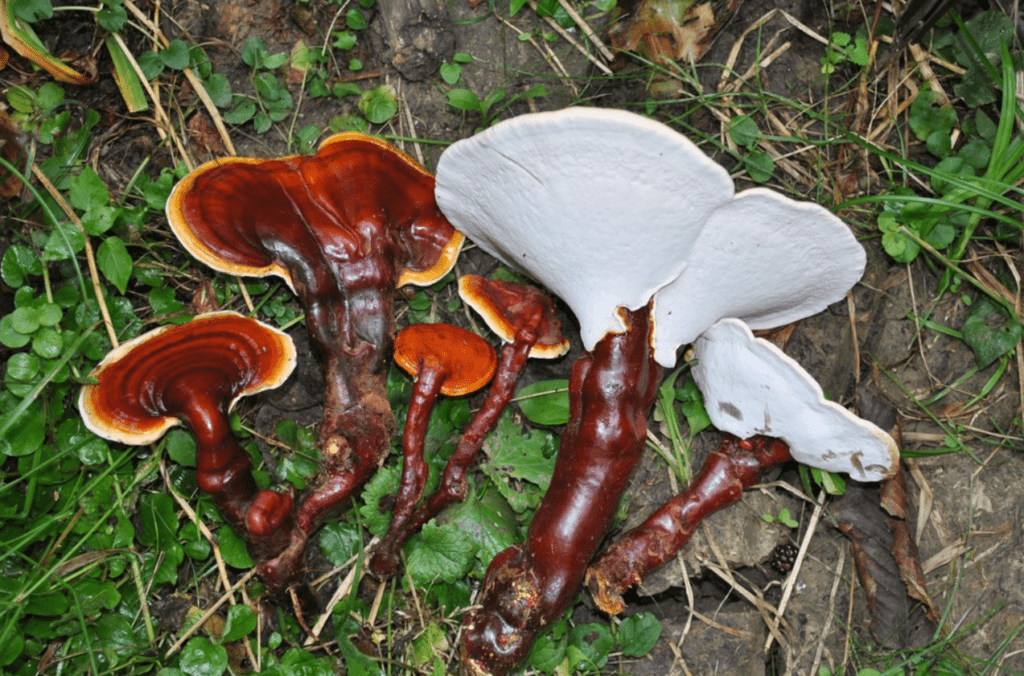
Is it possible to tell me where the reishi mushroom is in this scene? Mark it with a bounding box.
[370,322,497,577]
[78,312,305,591]
[166,133,464,534]
[585,318,899,613]
[370,276,568,575]
[433,107,867,675]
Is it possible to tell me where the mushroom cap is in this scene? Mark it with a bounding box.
[436,108,866,367]
[166,132,463,293]
[458,275,570,359]
[435,107,734,352]
[79,312,297,445]
[393,323,498,396]
[692,318,898,482]
[650,188,865,366]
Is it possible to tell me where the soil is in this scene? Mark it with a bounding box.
[7,0,1023,674]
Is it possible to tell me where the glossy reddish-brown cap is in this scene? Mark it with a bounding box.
[165,133,464,290]
[393,323,497,396]
[458,275,569,359]
[79,312,297,445]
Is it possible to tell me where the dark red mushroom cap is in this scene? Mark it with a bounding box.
[393,323,497,396]
[79,312,297,445]
[165,132,464,290]
[458,275,569,359]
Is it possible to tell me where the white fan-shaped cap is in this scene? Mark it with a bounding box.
[651,188,866,366]
[693,318,898,482]
[435,107,734,351]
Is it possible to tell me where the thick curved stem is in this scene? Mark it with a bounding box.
[586,434,793,614]
[460,308,662,676]
[369,366,446,577]
[176,392,308,593]
[296,279,397,533]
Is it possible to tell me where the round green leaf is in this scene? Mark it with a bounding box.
[0,315,31,348]
[6,352,40,381]
[31,327,62,359]
[160,39,191,70]
[358,85,397,124]
[10,306,40,334]
[221,605,258,643]
[617,612,661,657]
[180,637,229,676]
[36,302,62,327]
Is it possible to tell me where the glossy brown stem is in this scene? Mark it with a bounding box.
[295,267,398,534]
[586,434,793,614]
[173,391,307,593]
[369,365,446,577]
[371,326,538,577]
[460,308,662,676]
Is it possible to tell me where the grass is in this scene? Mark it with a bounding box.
[1,0,1023,675]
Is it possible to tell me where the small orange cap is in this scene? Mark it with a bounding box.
[393,323,497,396]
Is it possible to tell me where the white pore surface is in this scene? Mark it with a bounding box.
[651,188,866,366]
[435,108,734,352]
[693,319,898,482]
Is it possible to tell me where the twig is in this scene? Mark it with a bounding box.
[555,0,614,61]
[762,488,827,655]
[528,1,613,75]
[32,166,118,347]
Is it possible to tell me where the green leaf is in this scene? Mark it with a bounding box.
[97,236,133,293]
[346,8,368,29]
[961,298,1022,368]
[31,327,62,359]
[728,114,760,147]
[744,150,774,183]
[97,4,127,30]
[569,622,613,670]
[0,400,45,457]
[439,490,520,567]
[319,521,363,566]
[138,492,179,549]
[165,428,197,466]
[908,90,957,143]
[359,464,400,536]
[439,62,461,85]
[12,0,53,22]
[217,526,254,567]
[202,73,233,108]
[481,414,556,512]
[43,221,86,261]
[617,612,661,657]
[332,30,357,50]
[0,316,30,349]
[10,306,40,334]
[240,36,267,68]
[405,521,477,585]
[358,85,398,124]
[156,39,191,70]
[180,637,229,676]
[446,88,481,112]
[2,245,40,287]
[69,166,109,211]
[516,379,570,426]
[221,605,257,643]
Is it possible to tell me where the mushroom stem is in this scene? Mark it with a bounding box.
[170,390,260,532]
[372,327,538,576]
[461,308,662,676]
[369,362,446,577]
[586,434,792,614]
[295,283,396,534]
